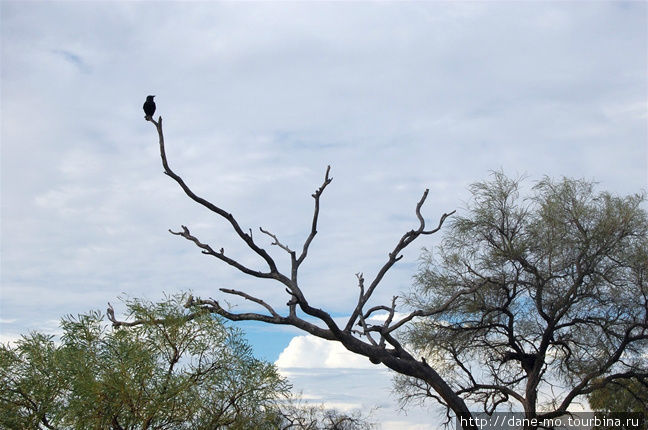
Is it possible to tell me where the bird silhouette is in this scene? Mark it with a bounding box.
[143,95,156,120]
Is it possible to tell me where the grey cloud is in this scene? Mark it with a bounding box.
[1,2,645,426]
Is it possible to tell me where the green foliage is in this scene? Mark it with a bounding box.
[589,377,648,414]
[588,378,648,430]
[0,293,290,429]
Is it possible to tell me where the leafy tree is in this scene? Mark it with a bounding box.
[588,377,647,430]
[588,377,648,414]
[1,294,376,429]
[145,116,648,430]
[277,399,376,430]
[398,173,648,425]
[0,294,290,429]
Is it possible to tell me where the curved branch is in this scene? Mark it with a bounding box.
[219,288,281,319]
[344,190,454,332]
[169,225,276,279]
[386,279,489,334]
[151,117,280,275]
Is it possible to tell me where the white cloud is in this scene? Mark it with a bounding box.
[276,335,374,369]
[275,336,448,428]
[276,359,443,429]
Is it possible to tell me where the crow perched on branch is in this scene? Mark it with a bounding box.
[143,95,156,120]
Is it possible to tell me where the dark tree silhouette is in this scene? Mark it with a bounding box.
[142,116,647,430]
[395,172,648,426]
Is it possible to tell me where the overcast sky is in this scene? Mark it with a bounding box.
[1,1,646,428]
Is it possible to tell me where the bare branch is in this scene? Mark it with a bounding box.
[188,296,338,341]
[259,227,295,255]
[169,225,275,279]
[344,191,454,332]
[422,208,456,235]
[362,305,392,320]
[219,288,282,319]
[296,166,332,269]
[386,279,489,334]
[380,296,398,334]
[151,117,280,275]
[106,302,200,328]
[352,273,378,345]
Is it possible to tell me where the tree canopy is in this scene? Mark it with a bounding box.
[398,172,647,421]
[1,294,290,429]
[1,294,377,429]
[589,377,648,415]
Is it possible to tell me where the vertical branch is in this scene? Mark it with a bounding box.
[344,191,454,332]
[296,166,333,271]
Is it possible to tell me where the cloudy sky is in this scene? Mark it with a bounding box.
[1,1,646,428]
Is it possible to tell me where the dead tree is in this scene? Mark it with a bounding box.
[134,116,481,428]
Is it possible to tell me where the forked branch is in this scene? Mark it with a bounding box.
[142,117,479,429]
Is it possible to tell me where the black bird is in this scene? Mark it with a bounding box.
[143,95,156,120]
